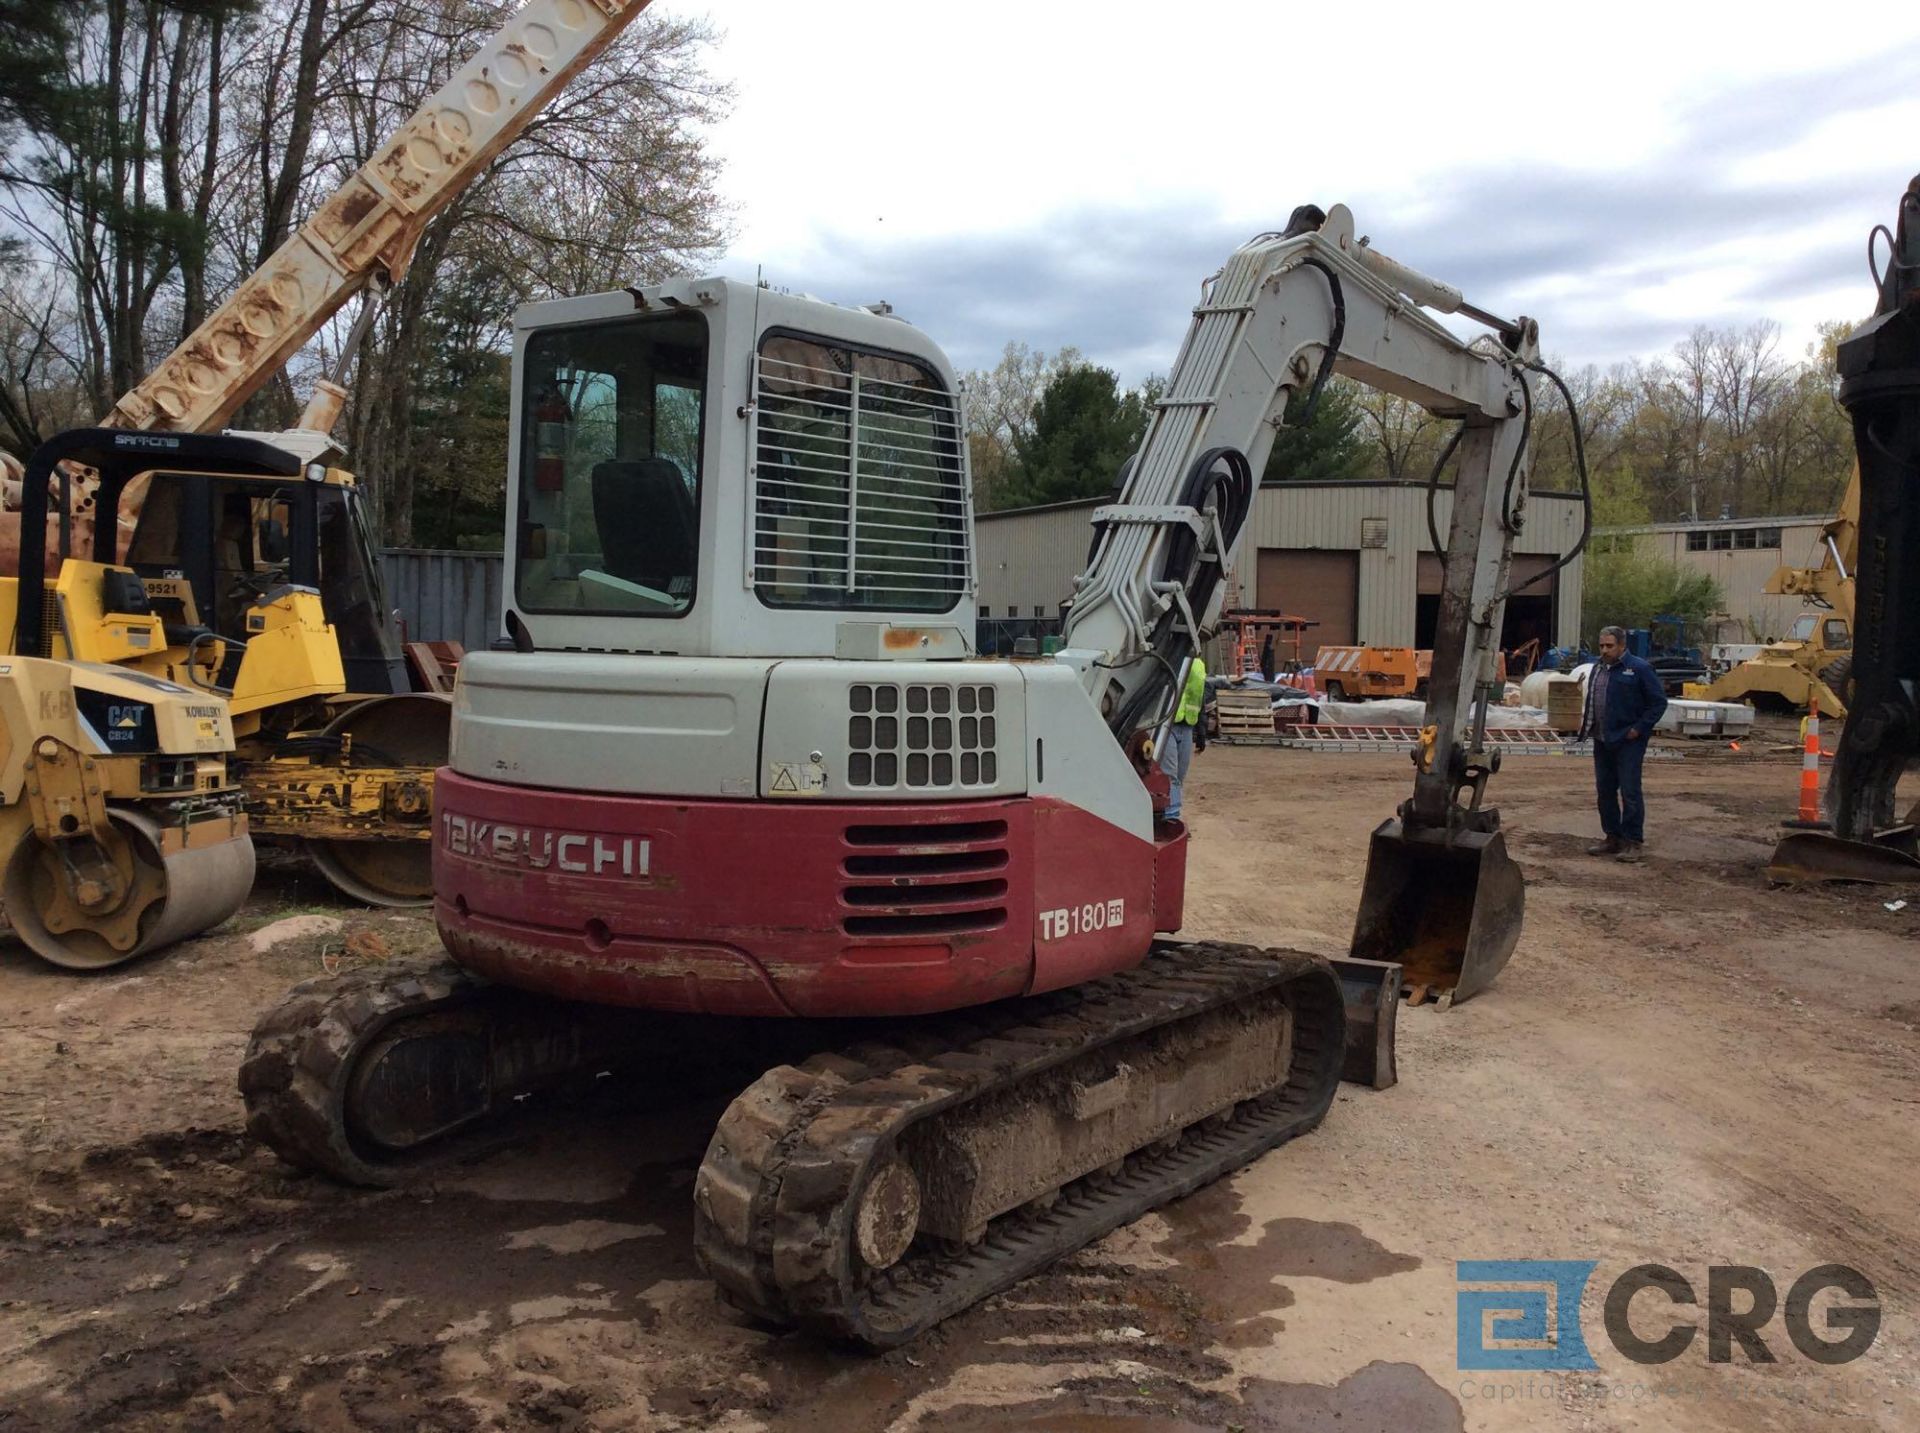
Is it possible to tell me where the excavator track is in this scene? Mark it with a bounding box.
[693,942,1344,1348]
[240,961,823,1187]
[240,961,503,1186]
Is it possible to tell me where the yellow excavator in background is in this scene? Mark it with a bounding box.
[0,0,653,963]
[1689,467,1856,717]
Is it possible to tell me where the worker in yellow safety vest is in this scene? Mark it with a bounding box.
[1161,654,1208,824]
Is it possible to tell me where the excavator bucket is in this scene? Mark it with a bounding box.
[1768,826,1920,887]
[1349,819,1525,1006]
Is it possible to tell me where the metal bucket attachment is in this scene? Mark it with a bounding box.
[1349,819,1525,1006]
[1768,829,1920,887]
[1328,956,1401,1089]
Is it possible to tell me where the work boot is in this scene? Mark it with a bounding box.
[1586,836,1622,856]
[1614,841,1644,864]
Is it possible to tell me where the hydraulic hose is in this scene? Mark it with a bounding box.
[1107,446,1255,740]
[1293,257,1346,426]
[1499,358,1591,601]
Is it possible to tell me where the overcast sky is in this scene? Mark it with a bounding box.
[684,0,1920,381]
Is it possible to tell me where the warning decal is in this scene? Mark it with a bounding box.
[767,760,826,796]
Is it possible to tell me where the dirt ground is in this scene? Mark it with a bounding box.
[1,739,1917,1432]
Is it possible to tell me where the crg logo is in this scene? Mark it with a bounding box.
[442,813,652,877]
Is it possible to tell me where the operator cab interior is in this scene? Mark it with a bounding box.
[121,472,405,692]
[516,311,706,617]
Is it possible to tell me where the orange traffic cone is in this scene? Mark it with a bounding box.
[1783,696,1830,830]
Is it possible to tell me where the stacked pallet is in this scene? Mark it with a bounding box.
[1213,689,1277,741]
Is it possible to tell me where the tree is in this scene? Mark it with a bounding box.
[998,363,1152,510]
[1581,549,1722,636]
[1353,386,1447,483]
[0,261,92,451]
[1260,377,1370,483]
[960,341,1082,511]
[0,0,732,550]
[0,0,252,414]
[400,240,512,549]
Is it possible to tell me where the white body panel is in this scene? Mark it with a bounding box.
[451,646,1147,839]
[451,650,767,797]
[1021,662,1154,842]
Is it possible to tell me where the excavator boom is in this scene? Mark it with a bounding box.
[106,0,649,435]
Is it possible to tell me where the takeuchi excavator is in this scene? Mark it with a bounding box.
[244,204,1562,1345]
[0,0,653,962]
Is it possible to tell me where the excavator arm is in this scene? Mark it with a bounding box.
[1769,175,1920,885]
[1766,464,1858,623]
[106,0,648,435]
[1059,205,1538,811]
[1057,203,1552,1002]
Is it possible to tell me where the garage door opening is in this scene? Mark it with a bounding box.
[1416,553,1557,654]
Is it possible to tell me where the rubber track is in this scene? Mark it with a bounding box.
[239,959,493,1187]
[692,941,1345,1347]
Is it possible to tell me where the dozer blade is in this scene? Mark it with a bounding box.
[1329,955,1401,1089]
[1349,819,1525,1006]
[1768,830,1920,887]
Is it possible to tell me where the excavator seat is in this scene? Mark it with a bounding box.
[591,459,696,596]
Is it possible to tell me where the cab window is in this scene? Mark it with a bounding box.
[515,311,706,617]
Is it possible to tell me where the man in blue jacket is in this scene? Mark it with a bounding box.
[1581,625,1668,863]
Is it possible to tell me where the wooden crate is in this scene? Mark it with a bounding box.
[1545,676,1585,733]
[1213,688,1277,739]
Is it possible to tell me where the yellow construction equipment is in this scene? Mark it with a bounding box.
[0,654,252,969]
[1,1,650,939]
[1689,467,1857,717]
[4,429,447,912]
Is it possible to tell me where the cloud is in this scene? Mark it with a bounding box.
[730,40,1920,380]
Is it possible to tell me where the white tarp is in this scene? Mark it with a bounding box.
[1310,698,1552,728]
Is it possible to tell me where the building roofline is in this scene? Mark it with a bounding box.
[976,479,1586,521]
[1598,514,1826,536]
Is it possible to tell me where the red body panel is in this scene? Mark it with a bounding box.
[433,770,1187,1019]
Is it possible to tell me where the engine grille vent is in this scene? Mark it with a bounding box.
[846,683,999,789]
[841,818,1009,937]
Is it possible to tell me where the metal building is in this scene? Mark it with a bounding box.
[1598,514,1831,643]
[976,481,1588,657]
